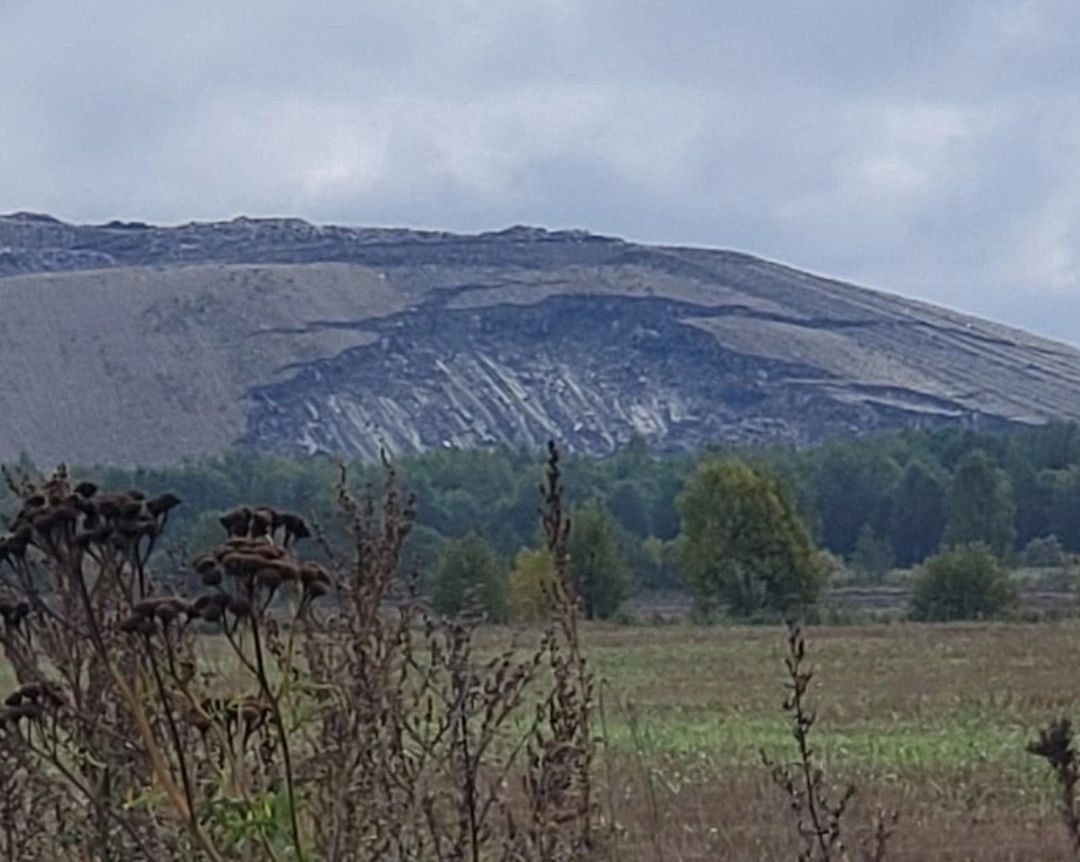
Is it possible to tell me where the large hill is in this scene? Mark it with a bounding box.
[0,211,1077,467]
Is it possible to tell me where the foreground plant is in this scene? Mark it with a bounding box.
[1028,717,1080,858]
[0,445,595,861]
[761,620,895,862]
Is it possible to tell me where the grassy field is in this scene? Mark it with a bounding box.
[543,621,1080,860]
[5,620,1077,859]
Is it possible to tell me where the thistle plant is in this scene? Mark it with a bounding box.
[0,446,596,861]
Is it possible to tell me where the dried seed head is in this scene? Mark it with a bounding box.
[270,559,300,582]
[72,530,97,550]
[96,495,123,520]
[228,596,252,619]
[193,593,227,622]
[73,481,98,499]
[146,493,181,517]
[153,597,190,624]
[193,554,219,574]
[120,499,145,520]
[0,600,30,628]
[5,682,62,709]
[256,568,282,591]
[300,562,330,586]
[305,579,330,600]
[219,506,253,537]
[276,511,311,544]
[201,568,223,587]
[222,552,268,576]
[120,613,156,635]
[23,493,46,510]
[117,517,157,538]
[0,703,42,725]
[251,508,274,538]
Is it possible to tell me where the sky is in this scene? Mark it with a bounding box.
[2,1,1080,342]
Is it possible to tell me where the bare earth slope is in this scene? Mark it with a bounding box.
[1,212,1078,466]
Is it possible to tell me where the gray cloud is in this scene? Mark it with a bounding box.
[2,0,1079,341]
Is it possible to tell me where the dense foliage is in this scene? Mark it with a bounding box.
[9,421,1080,608]
[566,501,630,619]
[430,533,508,622]
[910,543,1019,621]
[676,458,824,615]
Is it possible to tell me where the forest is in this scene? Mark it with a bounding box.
[4,420,1078,608]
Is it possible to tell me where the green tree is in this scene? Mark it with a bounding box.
[1022,534,1065,568]
[944,450,1016,556]
[431,533,508,622]
[605,480,653,538]
[1040,466,1080,552]
[676,458,825,616]
[640,536,681,590]
[849,524,893,581]
[567,501,630,619]
[888,460,948,565]
[910,543,1017,621]
[508,548,557,622]
[811,445,901,557]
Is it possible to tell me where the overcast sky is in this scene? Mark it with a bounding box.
[3,1,1079,341]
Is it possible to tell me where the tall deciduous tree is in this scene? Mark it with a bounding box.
[811,445,901,557]
[508,548,557,622]
[605,480,653,538]
[944,449,1016,556]
[850,524,894,581]
[431,533,508,622]
[567,500,630,619]
[676,458,824,615]
[888,460,948,566]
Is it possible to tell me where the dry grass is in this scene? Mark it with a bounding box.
[5,453,1080,859]
[553,620,1080,860]
[4,615,1080,858]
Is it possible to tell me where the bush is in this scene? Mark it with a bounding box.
[430,532,508,622]
[910,543,1018,621]
[1023,534,1066,568]
[0,451,597,860]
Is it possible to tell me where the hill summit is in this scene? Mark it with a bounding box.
[1,212,1077,466]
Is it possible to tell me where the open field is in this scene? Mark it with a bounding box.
[5,620,1078,859]
[514,621,1080,860]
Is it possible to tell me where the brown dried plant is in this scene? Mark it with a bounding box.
[1028,716,1080,858]
[509,441,598,862]
[0,445,596,862]
[762,620,896,862]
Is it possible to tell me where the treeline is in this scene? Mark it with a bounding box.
[4,421,1080,604]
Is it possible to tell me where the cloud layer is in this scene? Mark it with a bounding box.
[3,0,1079,341]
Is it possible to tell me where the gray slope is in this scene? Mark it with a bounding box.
[0,213,1076,466]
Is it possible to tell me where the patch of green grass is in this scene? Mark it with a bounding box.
[565,621,1080,811]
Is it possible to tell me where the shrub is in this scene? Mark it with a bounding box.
[910,542,1018,621]
[430,532,508,621]
[0,446,596,861]
[1023,534,1066,568]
